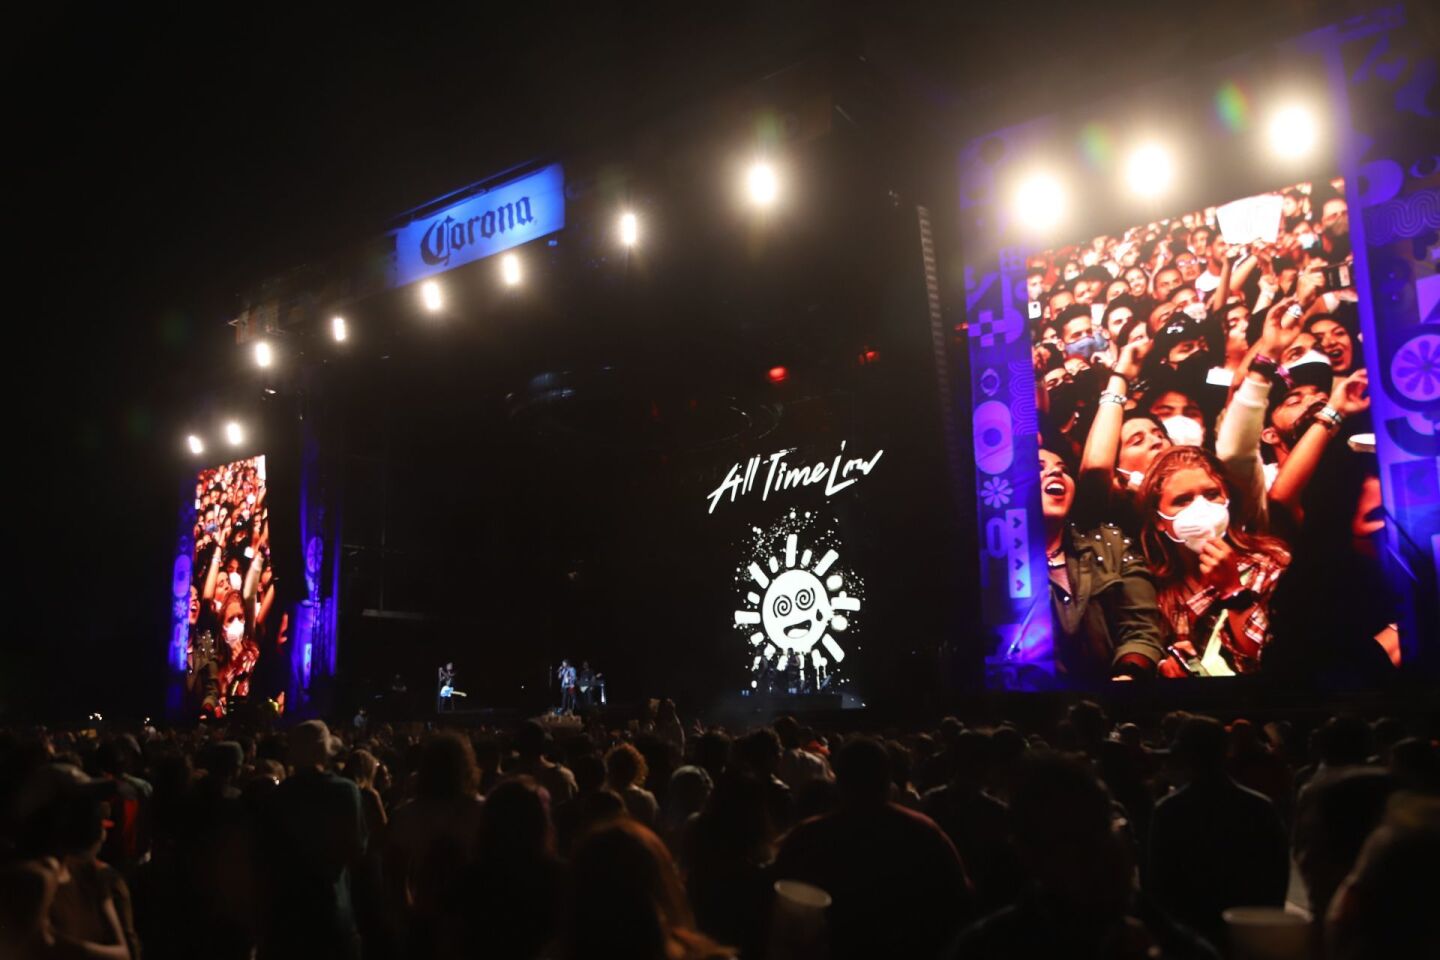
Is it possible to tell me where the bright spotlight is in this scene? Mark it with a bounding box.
[225,421,244,446]
[1014,173,1066,232]
[746,162,779,207]
[501,253,521,287]
[254,341,273,368]
[1267,104,1318,159]
[1124,143,1174,198]
[187,434,204,456]
[619,211,639,247]
[332,315,348,342]
[421,280,443,312]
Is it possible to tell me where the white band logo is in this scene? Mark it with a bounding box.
[706,441,883,515]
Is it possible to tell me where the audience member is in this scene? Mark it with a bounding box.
[260,720,367,959]
[508,721,578,804]
[1325,793,1440,960]
[773,736,970,960]
[951,753,1219,959]
[382,730,483,956]
[1148,717,1289,945]
[562,818,730,960]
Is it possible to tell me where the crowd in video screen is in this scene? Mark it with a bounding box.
[185,456,278,717]
[1024,178,1403,685]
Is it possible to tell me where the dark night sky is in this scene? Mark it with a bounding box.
[7,0,1373,717]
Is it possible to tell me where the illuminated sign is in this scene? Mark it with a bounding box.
[706,441,884,514]
[389,163,565,288]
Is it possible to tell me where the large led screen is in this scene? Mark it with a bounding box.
[182,456,278,716]
[991,177,1411,687]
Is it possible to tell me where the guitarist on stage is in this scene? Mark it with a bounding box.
[437,662,457,713]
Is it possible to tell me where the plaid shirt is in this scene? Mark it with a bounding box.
[1174,553,1288,674]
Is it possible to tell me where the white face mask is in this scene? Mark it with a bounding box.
[225,619,245,642]
[1158,497,1230,552]
[1161,415,1205,448]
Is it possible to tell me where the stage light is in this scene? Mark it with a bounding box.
[225,421,244,446]
[1124,143,1174,198]
[768,365,789,384]
[619,211,638,247]
[254,340,273,368]
[1267,104,1318,159]
[501,253,521,287]
[187,434,204,456]
[332,315,347,342]
[747,162,779,207]
[1014,173,1066,232]
[421,280,443,312]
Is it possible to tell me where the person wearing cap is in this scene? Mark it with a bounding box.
[1148,309,1220,388]
[14,763,138,959]
[260,720,366,959]
[1215,296,1370,531]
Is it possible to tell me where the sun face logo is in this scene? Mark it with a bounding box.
[733,510,860,689]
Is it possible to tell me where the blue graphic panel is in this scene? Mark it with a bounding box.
[957,126,1056,689]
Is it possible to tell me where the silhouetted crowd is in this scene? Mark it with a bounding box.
[3,701,1438,959]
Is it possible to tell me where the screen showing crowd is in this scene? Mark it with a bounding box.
[1021,178,1403,685]
[185,456,278,717]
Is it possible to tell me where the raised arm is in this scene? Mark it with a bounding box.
[1216,298,1304,530]
[201,521,229,601]
[1079,338,1151,492]
[1269,370,1369,520]
[243,540,266,603]
[1206,250,1235,315]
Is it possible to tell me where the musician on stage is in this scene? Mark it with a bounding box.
[577,660,595,707]
[438,662,456,713]
[558,659,577,714]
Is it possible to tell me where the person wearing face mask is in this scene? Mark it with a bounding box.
[1137,447,1291,677]
[1215,295,1370,531]
[1215,296,1310,529]
[1264,365,1369,527]
[1039,447,1167,683]
[1148,312,1222,395]
[1145,383,1208,450]
[216,593,260,713]
[1056,305,1114,370]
